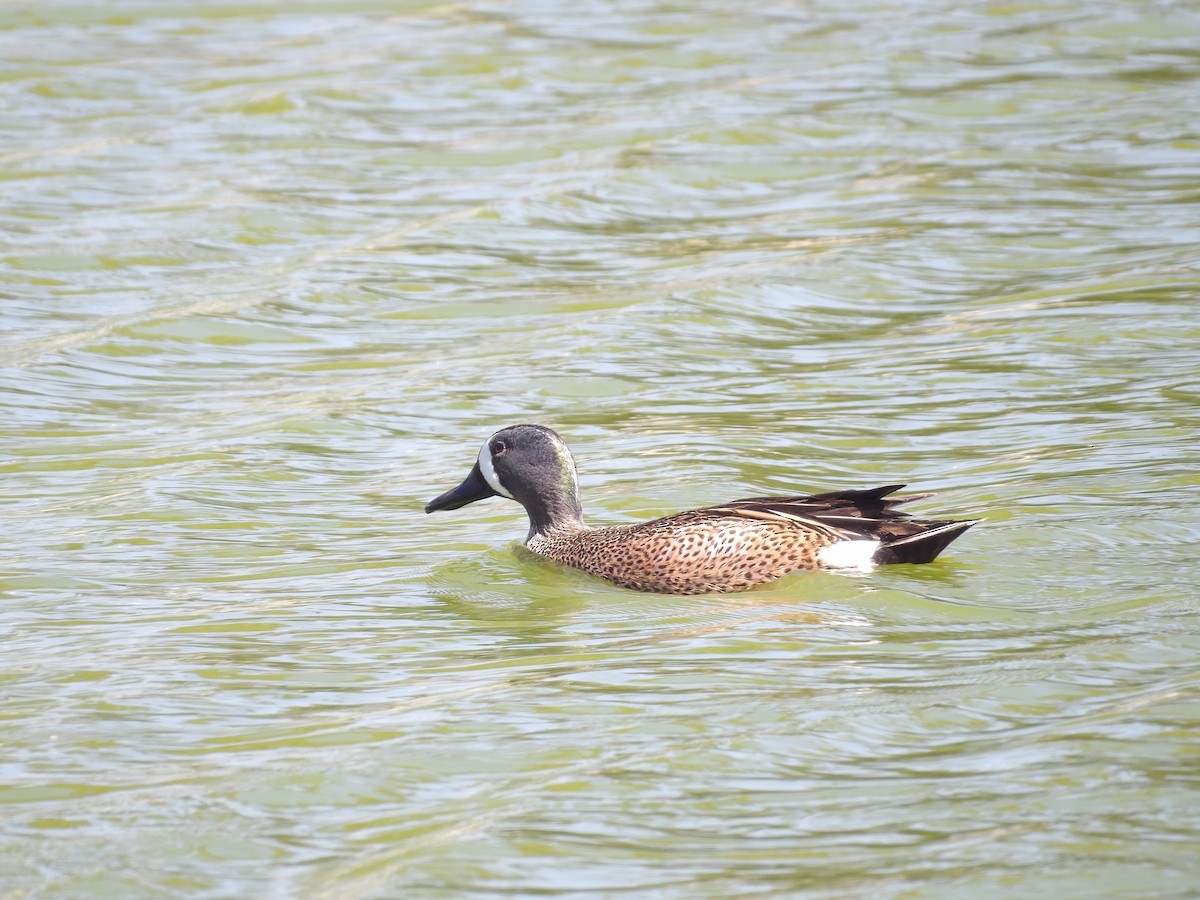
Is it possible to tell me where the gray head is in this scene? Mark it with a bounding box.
[425,424,584,537]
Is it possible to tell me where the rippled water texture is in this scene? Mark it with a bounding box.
[3,1,1200,896]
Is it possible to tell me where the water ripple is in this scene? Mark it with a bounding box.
[3,0,1200,897]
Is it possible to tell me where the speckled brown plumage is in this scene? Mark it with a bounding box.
[426,424,979,595]
[528,510,832,594]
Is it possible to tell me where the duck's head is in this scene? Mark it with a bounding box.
[425,424,584,537]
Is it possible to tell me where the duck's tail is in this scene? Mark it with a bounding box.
[873,519,979,565]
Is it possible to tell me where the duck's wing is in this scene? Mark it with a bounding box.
[720,484,931,516]
[705,485,922,532]
[699,485,978,562]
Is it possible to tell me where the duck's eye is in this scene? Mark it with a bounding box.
[491,439,507,456]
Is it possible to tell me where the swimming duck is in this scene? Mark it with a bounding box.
[425,424,977,595]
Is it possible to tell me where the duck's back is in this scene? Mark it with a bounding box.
[525,485,975,595]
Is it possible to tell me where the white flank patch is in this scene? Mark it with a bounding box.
[478,438,513,498]
[817,539,880,570]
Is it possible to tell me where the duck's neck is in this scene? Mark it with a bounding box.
[522,486,586,541]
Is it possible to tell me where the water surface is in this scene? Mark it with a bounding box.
[3,1,1200,896]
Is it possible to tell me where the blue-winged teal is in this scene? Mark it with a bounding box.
[425,424,978,595]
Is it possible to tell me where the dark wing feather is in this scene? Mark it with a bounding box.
[723,484,933,515]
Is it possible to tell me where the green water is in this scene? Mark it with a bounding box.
[3,1,1200,896]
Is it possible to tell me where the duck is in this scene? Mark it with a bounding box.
[425,424,978,595]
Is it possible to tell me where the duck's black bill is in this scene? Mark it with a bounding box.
[425,463,498,513]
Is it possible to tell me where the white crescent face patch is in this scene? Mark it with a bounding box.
[478,437,514,499]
